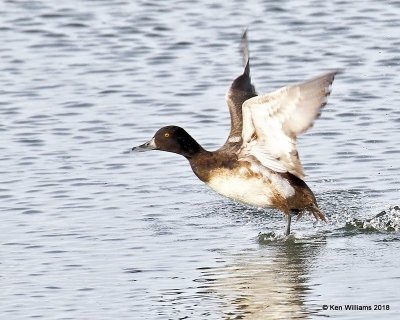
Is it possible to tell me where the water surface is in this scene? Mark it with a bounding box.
[1,0,399,319]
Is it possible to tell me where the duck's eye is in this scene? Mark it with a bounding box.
[164,133,170,138]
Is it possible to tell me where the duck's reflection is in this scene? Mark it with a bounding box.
[196,237,325,319]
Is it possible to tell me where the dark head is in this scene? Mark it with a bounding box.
[132,126,203,159]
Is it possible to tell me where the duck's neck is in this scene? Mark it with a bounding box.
[187,149,213,182]
[178,137,208,160]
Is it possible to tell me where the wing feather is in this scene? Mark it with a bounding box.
[221,31,257,151]
[239,70,338,178]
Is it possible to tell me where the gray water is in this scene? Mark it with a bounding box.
[1,0,399,319]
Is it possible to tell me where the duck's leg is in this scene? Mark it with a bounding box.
[285,213,292,236]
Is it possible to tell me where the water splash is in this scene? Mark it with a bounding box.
[257,231,282,244]
[345,206,400,232]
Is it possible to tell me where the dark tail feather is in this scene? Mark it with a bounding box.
[308,205,327,222]
[292,206,327,222]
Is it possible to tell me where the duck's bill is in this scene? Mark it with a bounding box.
[131,137,158,152]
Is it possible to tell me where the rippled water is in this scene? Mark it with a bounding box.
[1,0,399,319]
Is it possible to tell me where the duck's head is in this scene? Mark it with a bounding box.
[132,126,203,159]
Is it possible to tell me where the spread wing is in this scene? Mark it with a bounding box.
[221,31,257,151]
[239,71,338,179]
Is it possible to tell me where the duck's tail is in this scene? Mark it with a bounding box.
[291,205,327,222]
[308,205,327,222]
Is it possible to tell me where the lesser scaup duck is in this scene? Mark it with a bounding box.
[133,32,338,235]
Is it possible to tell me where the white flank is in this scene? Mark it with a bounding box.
[207,174,274,207]
[206,164,296,207]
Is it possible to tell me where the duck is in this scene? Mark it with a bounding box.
[132,32,338,236]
